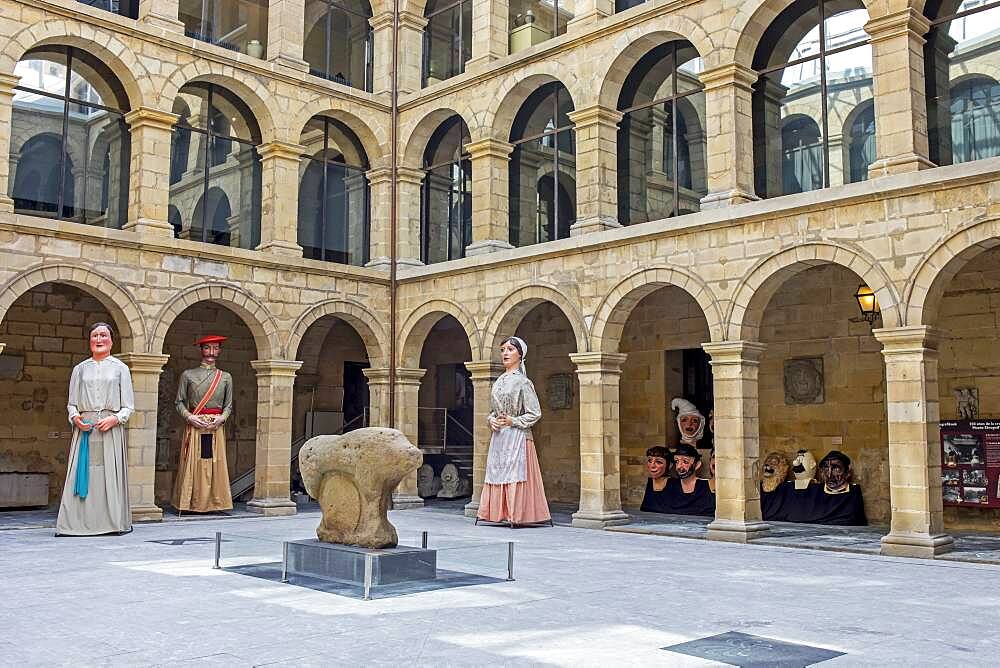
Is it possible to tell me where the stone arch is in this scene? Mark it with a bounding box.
[286,299,388,366]
[401,106,474,167]
[149,283,279,358]
[905,218,1000,327]
[293,98,388,166]
[161,64,278,143]
[0,262,147,352]
[398,299,481,368]
[1,22,151,110]
[482,284,589,359]
[728,242,901,340]
[484,70,580,141]
[591,267,725,352]
[596,25,713,109]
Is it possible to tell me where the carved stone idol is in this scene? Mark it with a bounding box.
[298,427,423,549]
[417,464,441,498]
[437,463,472,499]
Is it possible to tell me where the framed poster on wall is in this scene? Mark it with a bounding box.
[940,420,1000,508]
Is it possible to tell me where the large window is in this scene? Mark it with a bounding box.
[421,116,471,263]
[179,0,269,55]
[926,1,1000,165]
[752,0,875,198]
[168,83,262,249]
[10,47,130,227]
[508,0,573,54]
[77,0,139,18]
[509,82,575,247]
[298,116,371,265]
[423,0,472,86]
[304,0,373,91]
[617,41,706,225]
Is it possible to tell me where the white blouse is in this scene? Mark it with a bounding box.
[66,356,135,426]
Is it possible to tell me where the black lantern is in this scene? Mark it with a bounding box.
[854,284,880,323]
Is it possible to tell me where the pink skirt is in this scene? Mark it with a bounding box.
[478,440,551,525]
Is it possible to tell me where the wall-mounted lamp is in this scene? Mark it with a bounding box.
[854,284,880,323]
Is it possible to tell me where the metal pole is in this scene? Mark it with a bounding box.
[387,0,401,428]
[281,542,289,583]
[363,553,374,600]
[213,531,221,569]
[507,541,515,581]
[421,530,428,549]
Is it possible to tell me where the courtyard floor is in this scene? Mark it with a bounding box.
[4,506,1000,666]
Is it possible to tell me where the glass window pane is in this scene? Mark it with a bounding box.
[14,52,68,98]
[65,106,129,226]
[298,157,324,260]
[823,6,869,50]
[509,0,572,53]
[825,42,874,185]
[10,97,67,217]
[675,43,704,96]
[173,85,210,130]
[424,164,455,264]
[76,0,139,19]
[180,0,269,55]
[304,0,373,89]
[425,6,463,84]
[203,141,260,249]
[677,90,708,211]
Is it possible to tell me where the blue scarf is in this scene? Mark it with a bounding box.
[74,422,92,499]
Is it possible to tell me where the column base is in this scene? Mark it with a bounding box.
[392,494,424,510]
[699,189,759,210]
[131,504,163,522]
[707,519,770,543]
[123,217,176,237]
[571,509,630,529]
[247,498,297,516]
[867,153,936,179]
[465,239,514,256]
[268,55,309,72]
[256,240,303,257]
[880,531,954,558]
[463,499,480,518]
[570,216,621,237]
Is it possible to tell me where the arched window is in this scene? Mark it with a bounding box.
[298,116,371,265]
[77,0,139,18]
[304,0,374,91]
[509,82,576,247]
[179,0,269,55]
[168,83,262,249]
[10,46,130,227]
[752,0,874,198]
[926,1,1000,165]
[421,116,471,263]
[423,0,472,86]
[508,0,573,54]
[617,41,706,226]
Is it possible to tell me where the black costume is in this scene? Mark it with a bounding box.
[761,481,867,525]
[640,477,716,516]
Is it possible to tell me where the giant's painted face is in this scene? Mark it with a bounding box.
[89,325,112,358]
[761,452,790,493]
[819,457,850,492]
[791,450,817,481]
[674,454,700,479]
[646,456,668,480]
[200,342,222,365]
[678,414,703,439]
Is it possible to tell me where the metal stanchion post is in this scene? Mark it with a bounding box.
[421,530,428,549]
[507,541,515,581]
[281,542,289,583]
[363,553,374,600]
[213,531,221,569]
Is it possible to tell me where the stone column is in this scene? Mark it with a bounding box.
[362,367,391,426]
[0,73,20,213]
[569,352,630,528]
[396,166,426,266]
[567,0,613,32]
[267,0,309,71]
[463,361,504,517]
[465,138,514,256]
[122,108,179,237]
[567,105,623,236]
[256,140,305,256]
[248,360,302,516]
[698,64,759,209]
[393,367,425,509]
[865,9,935,177]
[370,12,427,96]
[138,0,184,32]
[874,326,954,557]
[702,341,769,542]
[118,353,170,522]
[365,167,392,270]
[468,0,508,72]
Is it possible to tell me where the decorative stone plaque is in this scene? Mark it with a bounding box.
[783,357,824,405]
[546,373,574,410]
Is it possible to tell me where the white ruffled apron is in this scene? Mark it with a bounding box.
[484,426,528,484]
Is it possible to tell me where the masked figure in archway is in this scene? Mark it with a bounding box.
[477,336,551,527]
[172,335,234,513]
[56,322,134,536]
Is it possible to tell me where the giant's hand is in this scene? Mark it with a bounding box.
[73,416,93,432]
[96,415,120,432]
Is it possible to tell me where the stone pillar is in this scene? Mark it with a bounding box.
[362,367,391,427]
[267,0,309,71]
[393,367,425,509]
[138,0,184,32]
[396,166,426,266]
[365,167,392,270]
[465,138,514,255]
[567,105,623,235]
[702,341,769,542]
[0,73,19,213]
[468,0,508,72]
[463,361,504,517]
[370,12,427,96]
[256,140,305,256]
[119,353,170,522]
[567,0,613,32]
[865,9,935,177]
[569,352,630,528]
[699,64,759,209]
[122,108,179,237]
[874,326,954,557]
[248,360,302,516]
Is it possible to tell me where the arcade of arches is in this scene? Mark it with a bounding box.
[4,0,1000,557]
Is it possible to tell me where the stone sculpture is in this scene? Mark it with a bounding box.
[417,464,441,498]
[298,427,423,549]
[437,463,471,499]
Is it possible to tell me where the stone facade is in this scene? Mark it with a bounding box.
[2,0,1000,558]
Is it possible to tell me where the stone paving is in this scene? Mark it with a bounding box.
[4,507,1000,666]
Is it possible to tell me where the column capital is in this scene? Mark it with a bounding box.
[873,325,944,352]
[865,8,931,44]
[569,352,628,374]
[464,360,505,380]
[395,367,426,385]
[702,341,767,364]
[0,72,21,95]
[396,165,426,185]
[124,107,179,131]
[370,11,428,31]
[465,137,514,160]
[257,140,306,162]
[363,366,391,383]
[251,359,303,377]
[566,105,624,129]
[117,353,170,374]
[366,166,392,186]
[698,63,758,92]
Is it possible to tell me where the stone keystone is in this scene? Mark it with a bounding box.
[299,427,423,548]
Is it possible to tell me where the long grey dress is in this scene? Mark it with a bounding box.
[55,356,134,536]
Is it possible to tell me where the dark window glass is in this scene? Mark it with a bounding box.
[304,0,374,91]
[10,47,130,227]
[76,0,139,19]
[179,0,270,55]
[423,0,472,86]
[421,115,471,263]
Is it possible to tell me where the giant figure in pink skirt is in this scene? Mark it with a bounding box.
[477,336,552,527]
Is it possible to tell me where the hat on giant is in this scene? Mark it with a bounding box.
[671,397,702,418]
[673,443,701,460]
[196,334,228,346]
[819,450,851,468]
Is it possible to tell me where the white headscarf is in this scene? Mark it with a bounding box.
[504,336,528,374]
[671,397,705,446]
